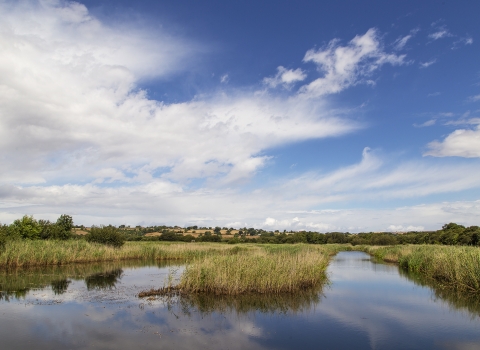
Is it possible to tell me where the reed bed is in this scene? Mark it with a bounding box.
[360,245,480,292]
[0,240,346,269]
[0,240,242,268]
[177,248,330,294]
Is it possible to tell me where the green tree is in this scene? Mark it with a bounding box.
[39,220,61,240]
[10,215,41,240]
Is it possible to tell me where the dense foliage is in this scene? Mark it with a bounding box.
[86,226,125,247]
[0,215,73,243]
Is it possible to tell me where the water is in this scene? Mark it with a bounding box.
[1,251,480,349]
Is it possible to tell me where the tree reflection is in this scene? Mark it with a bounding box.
[85,269,123,290]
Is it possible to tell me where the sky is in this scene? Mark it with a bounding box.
[1,0,480,232]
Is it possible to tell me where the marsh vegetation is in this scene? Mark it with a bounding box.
[360,244,480,293]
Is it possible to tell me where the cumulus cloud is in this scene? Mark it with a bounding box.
[425,126,480,158]
[263,66,307,88]
[300,28,406,98]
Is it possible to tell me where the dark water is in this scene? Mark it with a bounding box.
[1,251,480,349]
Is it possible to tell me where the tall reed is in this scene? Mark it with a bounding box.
[178,248,330,294]
[360,245,480,292]
[0,240,238,268]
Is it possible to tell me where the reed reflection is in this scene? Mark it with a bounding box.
[399,268,480,319]
[153,283,326,316]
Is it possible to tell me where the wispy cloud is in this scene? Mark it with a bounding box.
[428,30,451,40]
[392,28,419,51]
[413,119,436,128]
[452,36,474,49]
[220,74,229,83]
[469,94,480,102]
[428,92,441,97]
[3,150,480,230]
[419,59,437,68]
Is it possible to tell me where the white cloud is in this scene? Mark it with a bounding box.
[428,92,441,97]
[419,59,437,68]
[425,126,480,158]
[0,0,358,189]
[470,94,480,102]
[300,28,406,98]
[263,66,306,88]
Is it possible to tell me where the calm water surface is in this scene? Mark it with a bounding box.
[1,251,480,349]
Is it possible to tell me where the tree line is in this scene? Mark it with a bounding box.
[1,215,479,249]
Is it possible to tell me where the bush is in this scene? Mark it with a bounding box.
[86,225,125,247]
[197,234,221,242]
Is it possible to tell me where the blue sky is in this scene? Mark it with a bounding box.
[0,0,479,231]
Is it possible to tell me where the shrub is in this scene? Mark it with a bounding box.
[86,225,125,247]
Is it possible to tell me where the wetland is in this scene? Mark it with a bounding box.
[1,249,480,349]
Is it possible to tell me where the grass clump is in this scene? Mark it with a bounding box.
[178,248,330,294]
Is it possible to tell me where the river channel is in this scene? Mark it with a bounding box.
[1,251,480,349]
